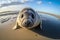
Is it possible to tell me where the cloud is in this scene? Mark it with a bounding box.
[20,0,29,3]
[0,2,22,8]
[0,0,33,4]
[37,1,42,5]
[0,0,21,7]
[0,0,33,7]
[0,0,18,4]
[20,0,33,3]
[0,4,1,6]
[0,5,30,12]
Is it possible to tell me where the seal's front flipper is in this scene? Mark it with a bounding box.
[12,23,21,30]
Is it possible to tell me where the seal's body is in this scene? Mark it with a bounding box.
[13,8,42,30]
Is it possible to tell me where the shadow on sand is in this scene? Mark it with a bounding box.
[30,19,60,39]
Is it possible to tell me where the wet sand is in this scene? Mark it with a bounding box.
[0,13,60,40]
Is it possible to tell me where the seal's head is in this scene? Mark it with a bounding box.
[13,8,41,30]
[21,9,35,27]
[17,8,40,29]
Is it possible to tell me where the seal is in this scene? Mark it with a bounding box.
[12,8,42,30]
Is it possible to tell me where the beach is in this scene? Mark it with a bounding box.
[0,12,60,40]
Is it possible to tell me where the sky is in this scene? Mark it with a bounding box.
[0,0,60,15]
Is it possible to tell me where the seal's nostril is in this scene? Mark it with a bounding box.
[25,21,30,25]
[27,21,30,25]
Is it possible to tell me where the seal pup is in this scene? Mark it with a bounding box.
[12,8,42,30]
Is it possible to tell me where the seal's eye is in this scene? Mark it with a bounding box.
[21,14,24,18]
[31,13,34,19]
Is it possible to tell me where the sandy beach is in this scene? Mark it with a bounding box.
[0,12,60,40]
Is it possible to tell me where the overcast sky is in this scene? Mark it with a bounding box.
[0,0,60,15]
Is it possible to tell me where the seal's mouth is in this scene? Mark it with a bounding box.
[21,19,34,28]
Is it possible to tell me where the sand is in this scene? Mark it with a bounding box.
[0,12,60,40]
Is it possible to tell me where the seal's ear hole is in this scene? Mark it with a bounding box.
[21,14,24,18]
[31,13,34,19]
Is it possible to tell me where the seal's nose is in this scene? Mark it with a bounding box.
[24,20,31,27]
[22,19,33,27]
